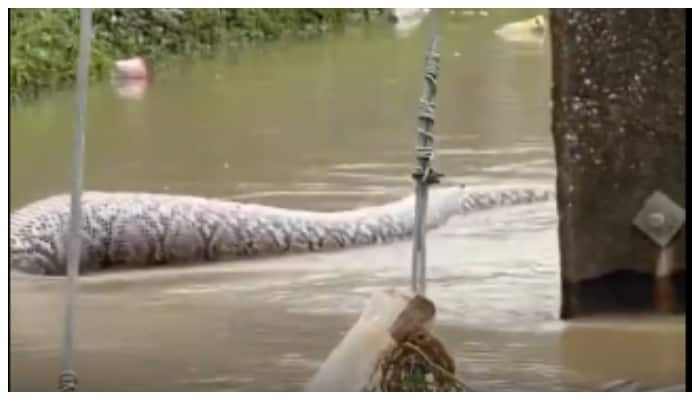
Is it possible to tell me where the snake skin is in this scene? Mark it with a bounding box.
[10,186,554,275]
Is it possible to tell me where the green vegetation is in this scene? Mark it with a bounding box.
[10,8,381,104]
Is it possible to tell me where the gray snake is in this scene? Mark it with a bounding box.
[10,186,555,275]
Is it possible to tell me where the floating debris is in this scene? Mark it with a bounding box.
[494,15,547,44]
[112,56,150,80]
[111,56,152,99]
[385,8,430,24]
[387,8,431,38]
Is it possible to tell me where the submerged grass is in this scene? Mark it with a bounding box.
[10,8,382,104]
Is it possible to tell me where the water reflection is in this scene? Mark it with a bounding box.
[112,77,149,100]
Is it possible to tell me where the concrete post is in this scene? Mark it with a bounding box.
[549,9,686,318]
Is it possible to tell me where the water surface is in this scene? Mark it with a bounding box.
[10,10,684,391]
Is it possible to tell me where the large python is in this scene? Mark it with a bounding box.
[10,186,555,275]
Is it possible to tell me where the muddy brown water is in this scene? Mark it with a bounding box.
[10,10,684,391]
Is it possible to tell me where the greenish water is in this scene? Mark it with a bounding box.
[10,10,684,391]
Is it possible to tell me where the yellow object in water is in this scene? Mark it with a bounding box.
[494,15,547,44]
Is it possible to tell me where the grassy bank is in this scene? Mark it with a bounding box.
[10,8,381,104]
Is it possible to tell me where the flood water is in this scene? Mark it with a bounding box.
[9,10,684,391]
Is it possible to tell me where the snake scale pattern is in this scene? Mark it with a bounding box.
[10,186,554,275]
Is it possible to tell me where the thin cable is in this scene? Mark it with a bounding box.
[59,8,93,392]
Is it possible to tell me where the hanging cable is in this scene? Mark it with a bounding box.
[411,11,442,296]
[59,8,93,392]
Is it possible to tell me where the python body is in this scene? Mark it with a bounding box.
[10,186,554,275]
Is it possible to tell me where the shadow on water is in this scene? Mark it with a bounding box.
[10,9,684,391]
